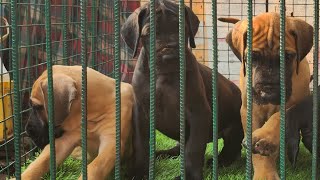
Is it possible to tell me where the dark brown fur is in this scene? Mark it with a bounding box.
[121,0,243,179]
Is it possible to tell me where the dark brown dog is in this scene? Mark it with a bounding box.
[286,86,320,168]
[121,0,243,179]
[219,13,313,179]
[21,65,134,180]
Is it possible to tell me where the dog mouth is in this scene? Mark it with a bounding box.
[157,47,179,61]
[254,83,280,99]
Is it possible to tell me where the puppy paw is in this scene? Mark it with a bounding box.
[252,129,279,156]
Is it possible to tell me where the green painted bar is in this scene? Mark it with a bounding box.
[91,0,97,68]
[245,0,253,179]
[10,0,21,179]
[279,0,286,179]
[44,0,57,179]
[179,0,186,179]
[62,0,68,65]
[149,0,156,179]
[312,0,319,179]
[114,0,122,178]
[80,0,88,179]
[211,0,218,179]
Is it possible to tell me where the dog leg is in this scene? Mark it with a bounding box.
[156,143,180,158]
[79,137,117,180]
[181,106,210,180]
[22,133,79,180]
[241,105,270,149]
[218,125,243,167]
[252,112,280,156]
[128,103,149,180]
[253,153,280,180]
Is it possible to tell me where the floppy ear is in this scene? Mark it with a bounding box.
[225,20,248,62]
[185,6,200,48]
[120,6,147,58]
[224,20,248,75]
[287,18,314,62]
[40,74,77,125]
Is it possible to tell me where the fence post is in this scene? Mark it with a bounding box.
[312,0,319,179]
[245,0,253,179]
[10,0,21,179]
[149,0,156,179]
[44,0,57,179]
[179,0,186,179]
[80,0,88,179]
[114,0,122,178]
[62,0,68,65]
[279,0,286,179]
[211,0,219,179]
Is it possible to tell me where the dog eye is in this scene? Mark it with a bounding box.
[285,52,296,60]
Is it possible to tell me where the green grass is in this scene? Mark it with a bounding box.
[20,131,313,179]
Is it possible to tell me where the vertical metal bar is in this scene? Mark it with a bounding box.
[211,0,218,179]
[312,0,319,179]
[10,0,21,179]
[279,0,286,179]
[91,0,97,68]
[80,0,88,179]
[114,0,121,178]
[149,0,156,179]
[62,0,68,65]
[179,0,186,179]
[44,0,57,179]
[246,0,253,179]
[266,0,269,12]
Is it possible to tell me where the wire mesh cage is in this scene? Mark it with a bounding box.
[0,0,318,179]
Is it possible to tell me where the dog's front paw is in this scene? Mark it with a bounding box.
[251,129,279,156]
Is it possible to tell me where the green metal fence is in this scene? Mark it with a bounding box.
[0,0,318,179]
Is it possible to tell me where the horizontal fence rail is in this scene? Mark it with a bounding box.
[1,0,319,179]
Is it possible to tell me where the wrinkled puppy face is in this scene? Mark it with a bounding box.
[25,74,77,149]
[223,13,313,105]
[141,6,181,64]
[249,50,295,105]
[120,0,200,66]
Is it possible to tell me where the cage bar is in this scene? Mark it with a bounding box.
[211,0,218,179]
[44,0,57,179]
[279,0,286,179]
[80,0,88,179]
[10,0,21,179]
[114,0,122,178]
[312,0,319,179]
[179,0,186,179]
[148,0,156,179]
[245,0,253,179]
